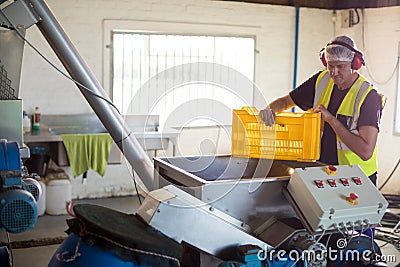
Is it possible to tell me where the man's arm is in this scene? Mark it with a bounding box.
[315,104,378,161]
[260,72,319,126]
[260,95,297,126]
[268,94,296,113]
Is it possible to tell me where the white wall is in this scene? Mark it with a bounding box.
[17,0,400,196]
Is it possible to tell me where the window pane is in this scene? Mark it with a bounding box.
[112,33,255,127]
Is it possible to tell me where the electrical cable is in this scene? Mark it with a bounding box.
[379,239,390,248]
[378,237,400,252]
[360,223,365,238]
[361,9,400,86]
[324,233,333,250]
[384,195,400,211]
[289,229,326,267]
[313,229,326,245]
[384,194,400,201]
[0,11,119,112]
[6,232,13,267]
[132,167,142,205]
[342,223,350,235]
[368,225,377,254]
[376,200,400,251]
[379,158,400,190]
[380,205,399,250]
[347,224,356,246]
[0,8,134,146]
[351,9,360,27]
[336,225,346,239]
[376,228,400,238]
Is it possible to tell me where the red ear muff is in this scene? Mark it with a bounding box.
[319,48,327,67]
[319,41,365,70]
[351,51,364,70]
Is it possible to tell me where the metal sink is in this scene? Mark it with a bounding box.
[48,126,107,135]
[42,114,175,166]
[46,123,121,166]
[48,138,122,167]
[43,115,119,166]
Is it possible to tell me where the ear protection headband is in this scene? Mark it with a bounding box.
[319,40,365,70]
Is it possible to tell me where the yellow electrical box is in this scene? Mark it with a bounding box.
[232,106,321,161]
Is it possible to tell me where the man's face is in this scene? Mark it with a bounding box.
[326,61,354,89]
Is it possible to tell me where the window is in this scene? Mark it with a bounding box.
[111,32,255,128]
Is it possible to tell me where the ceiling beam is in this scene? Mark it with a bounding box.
[220,0,400,9]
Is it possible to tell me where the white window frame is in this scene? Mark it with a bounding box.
[395,62,400,135]
[102,20,260,126]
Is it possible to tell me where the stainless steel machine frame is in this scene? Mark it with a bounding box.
[154,155,322,230]
[137,185,271,261]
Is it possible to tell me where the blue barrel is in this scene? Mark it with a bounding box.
[0,246,11,267]
[48,204,182,267]
[48,234,138,267]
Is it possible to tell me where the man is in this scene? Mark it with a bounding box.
[261,35,386,243]
[260,35,385,186]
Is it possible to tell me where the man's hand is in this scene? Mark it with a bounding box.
[314,104,378,161]
[314,104,334,123]
[259,107,276,126]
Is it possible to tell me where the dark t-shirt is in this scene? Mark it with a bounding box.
[289,71,383,169]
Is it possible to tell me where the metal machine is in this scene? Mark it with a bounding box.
[0,1,391,266]
[0,140,39,234]
[47,156,388,267]
[0,140,41,267]
[140,156,388,266]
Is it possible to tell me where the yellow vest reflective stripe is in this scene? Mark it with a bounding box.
[313,72,333,108]
[314,70,382,176]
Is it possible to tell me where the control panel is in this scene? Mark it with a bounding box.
[287,165,388,233]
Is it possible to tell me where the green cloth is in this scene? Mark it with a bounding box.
[61,134,113,177]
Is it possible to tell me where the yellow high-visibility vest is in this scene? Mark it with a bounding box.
[314,70,386,176]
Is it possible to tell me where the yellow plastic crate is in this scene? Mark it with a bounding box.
[232,106,321,161]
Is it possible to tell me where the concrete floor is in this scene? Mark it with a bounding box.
[1,195,399,267]
[375,229,400,267]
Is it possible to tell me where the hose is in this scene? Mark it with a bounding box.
[379,158,400,191]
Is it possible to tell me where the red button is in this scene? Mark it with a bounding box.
[325,165,337,175]
[314,180,324,188]
[327,179,337,187]
[340,178,349,186]
[349,193,359,200]
[328,165,337,171]
[353,177,362,185]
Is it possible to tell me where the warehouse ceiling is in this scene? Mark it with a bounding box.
[222,0,400,9]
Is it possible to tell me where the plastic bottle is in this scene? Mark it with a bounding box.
[23,110,31,134]
[32,106,41,131]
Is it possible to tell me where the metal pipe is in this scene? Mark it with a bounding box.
[292,6,299,90]
[28,0,154,191]
[291,6,300,112]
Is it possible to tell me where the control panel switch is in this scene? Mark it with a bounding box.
[314,180,324,188]
[340,178,349,186]
[352,177,362,185]
[327,179,337,187]
[346,192,359,205]
[325,165,337,175]
[349,192,358,200]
